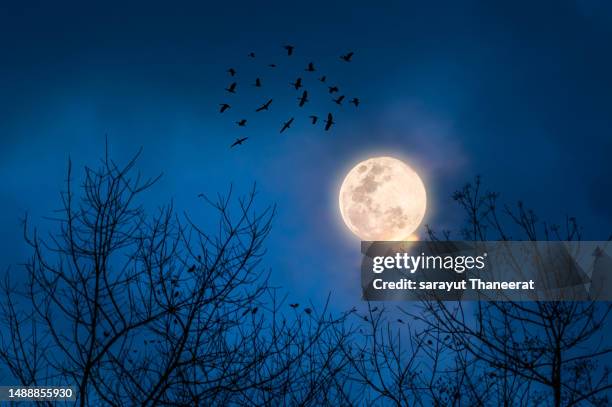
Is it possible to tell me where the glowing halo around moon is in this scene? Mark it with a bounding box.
[339,156,427,241]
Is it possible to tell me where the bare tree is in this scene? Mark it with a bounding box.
[417,176,612,406]
[2,149,610,407]
[337,303,440,406]
[0,148,353,406]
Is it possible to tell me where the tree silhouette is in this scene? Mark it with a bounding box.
[1,153,610,406]
[0,148,352,406]
[417,176,612,406]
[338,303,474,406]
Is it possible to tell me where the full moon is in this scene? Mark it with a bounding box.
[339,156,427,241]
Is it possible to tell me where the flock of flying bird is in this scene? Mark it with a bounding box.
[219,45,360,148]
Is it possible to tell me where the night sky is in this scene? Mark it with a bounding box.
[1,1,612,308]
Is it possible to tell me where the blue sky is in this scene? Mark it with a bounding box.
[1,0,612,307]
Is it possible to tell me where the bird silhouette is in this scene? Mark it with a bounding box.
[324,113,334,131]
[397,319,405,324]
[291,77,303,90]
[333,95,345,105]
[290,303,299,308]
[371,306,378,312]
[340,51,354,62]
[280,117,294,133]
[255,99,273,112]
[217,46,357,138]
[284,44,295,56]
[304,307,312,315]
[297,91,308,107]
[251,307,258,314]
[225,82,237,93]
[231,137,248,148]
[187,265,196,273]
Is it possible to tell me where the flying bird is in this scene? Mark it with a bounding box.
[304,308,312,315]
[280,117,294,133]
[328,86,339,94]
[290,303,299,308]
[309,115,318,124]
[225,82,237,93]
[350,97,360,107]
[284,44,295,56]
[324,113,334,131]
[305,62,315,72]
[219,103,231,113]
[227,68,236,76]
[231,137,248,148]
[291,77,303,90]
[340,51,354,62]
[248,52,256,58]
[297,91,308,107]
[333,95,345,105]
[318,75,326,82]
[268,63,277,68]
[253,78,262,87]
[255,99,273,112]
[236,119,247,127]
